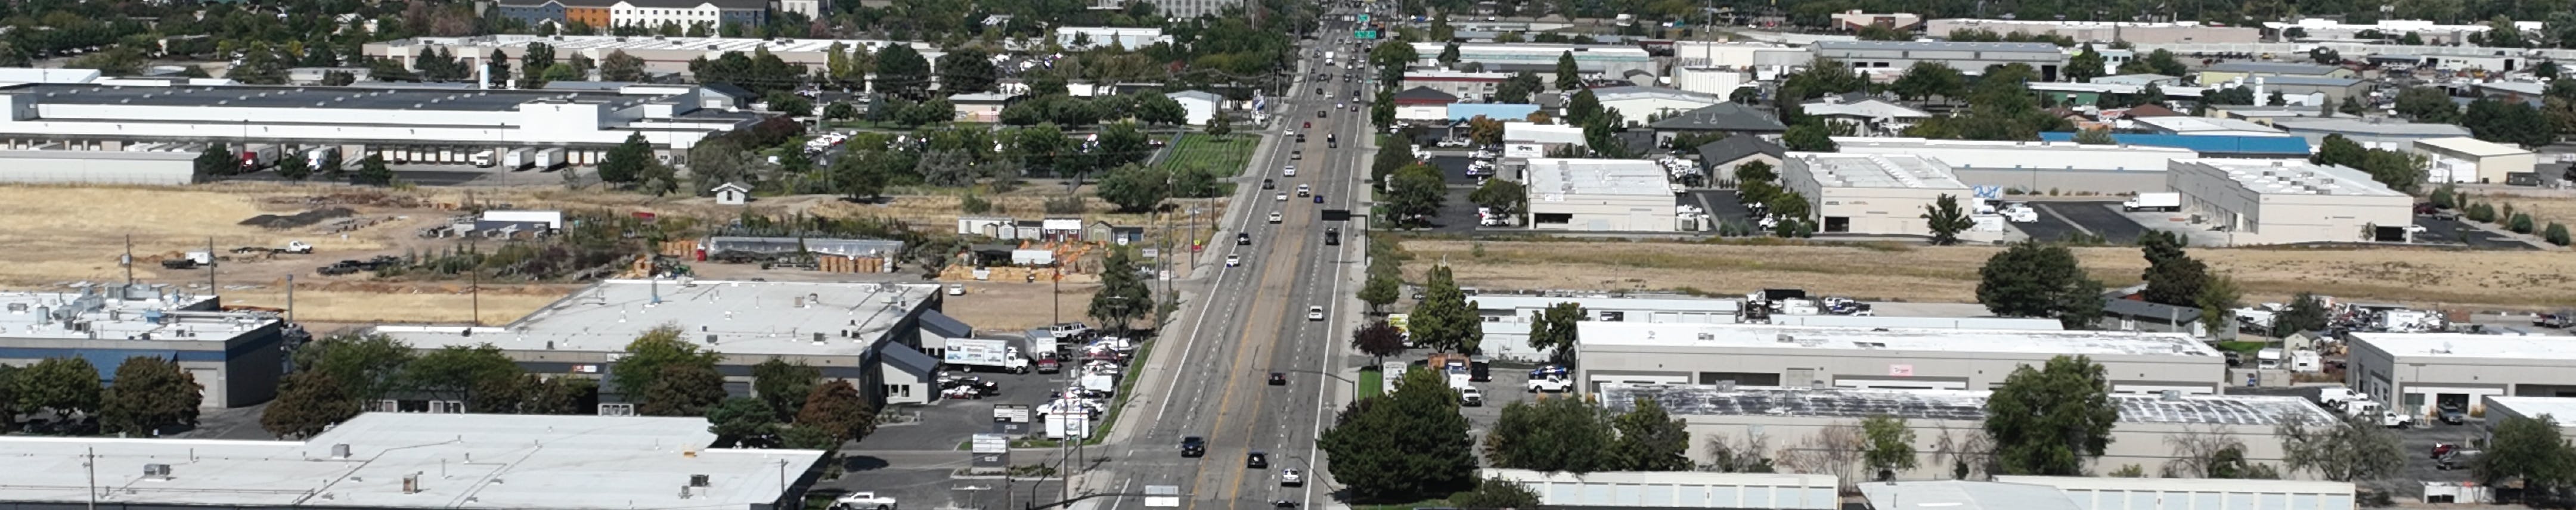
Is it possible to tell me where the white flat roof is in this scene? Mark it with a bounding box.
[1504,122,1586,144]
[2415,136,2532,157]
[2354,332,2576,360]
[1524,158,1673,196]
[1994,475,2356,495]
[1787,153,1970,189]
[1833,137,2197,172]
[2135,116,2286,135]
[376,279,938,356]
[1602,385,2335,426]
[0,285,274,342]
[1578,322,2218,357]
[0,413,822,510]
[389,35,941,55]
[2482,396,2576,427]
[2178,158,2406,197]
[1471,293,1741,313]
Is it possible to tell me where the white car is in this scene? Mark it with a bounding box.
[1280,468,1305,487]
[1284,165,1297,177]
[1307,306,1325,321]
[1226,254,1241,267]
[1459,387,1485,406]
[946,284,965,296]
[1276,192,1289,201]
[1269,212,1283,223]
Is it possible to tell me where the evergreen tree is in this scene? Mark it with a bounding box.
[1087,247,1155,334]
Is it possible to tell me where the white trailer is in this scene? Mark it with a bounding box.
[2124,192,2182,212]
[470,149,497,167]
[943,338,1030,374]
[305,147,337,172]
[502,148,534,170]
[534,148,566,169]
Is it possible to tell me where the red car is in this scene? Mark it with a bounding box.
[1304,121,1312,129]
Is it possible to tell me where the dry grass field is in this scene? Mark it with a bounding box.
[1402,239,2576,310]
[940,281,1103,332]
[2476,190,2576,232]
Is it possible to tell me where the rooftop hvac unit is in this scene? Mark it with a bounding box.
[332,443,352,459]
[705,334,718,344]
[690,474,712,487]
[143,464,171,477]
[2160,390,2183,401]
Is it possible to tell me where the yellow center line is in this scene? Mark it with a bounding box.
[1184,120,1321,510]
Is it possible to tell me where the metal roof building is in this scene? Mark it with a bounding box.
[2035,132,2310,158]
[1779,153,1970,237]
[1994,475,2358,510]
[0,412,824,510]
[2271,117,2472,151]
[374,279,954,410]
[1483,469,1839,509]
[2350,332,2576,420]
[2413,136,2537,185]
[1518,158,1680,232]
[1574,322,2224,395]
[1812,41,2069,80]
[1602,385,2338,480]
[1833,137,2199,195]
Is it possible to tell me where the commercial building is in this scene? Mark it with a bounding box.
[1574,322,2224,393]
[491,0,767,31]
[1812,41,2069,81]
[2271,117,2472,151]
[2250,76,2369,100]
[1780,153,1971,237]
[1138,0,1242,20]
[0,148,201,185]
[1669,41,1814,69]
[0,285,287,408]
[1520,158,1680,232]
[2036,132,2311,158]
[1800,97,1928,136]
[2481,396,2576,436]
[2168,158,2413,245]
[1695,136,1784,183]
[2348,332,2576,418]
[1391,87,1458,122]
[2414,136,2538,185]
[1406,42,1655,76]
[2194,61,2357,84]
[1166,90,1222,126]
[1669,66,1753,97]
[0,412,824,510]
[1053,27,1166,49]
[1994,476,2360,510]
[1830,10,1924,31]
[1924,19,2261,45]
[1485,469,1839,509]
[1447,103,1540,123]
[1602,385,2335,479]
[2134,116,2290,137]
[0,80,765,170]
[2264,18,2535,46]
[1471,293,1741,361]
[1833,138,2199,195]
[1400,69,1511,102]
[368,35,945,82]
[375,279,955,412]
[1592,85,1726,124]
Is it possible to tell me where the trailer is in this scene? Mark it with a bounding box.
[305,147,337,172]
[470,149,497,168]
[534,148,566,170]
[2124,192,2181,212]
[943,338,1030,374]
[502,148,534,170]
[238,144,281,170]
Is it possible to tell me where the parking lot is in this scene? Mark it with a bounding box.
[2012,201,2149,244]
[1680,189,1758,230]
[2412,216,2535,249]
[829,362,1101,510]
[1415,156,1489,234]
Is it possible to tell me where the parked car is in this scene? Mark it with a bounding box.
[1459,387,1485,407]
[2439,403,2467,425]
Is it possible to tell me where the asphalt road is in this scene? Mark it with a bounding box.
[1096,17,1372,510]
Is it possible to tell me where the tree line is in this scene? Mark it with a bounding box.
[261,329,876,452]
[0,356,203,437]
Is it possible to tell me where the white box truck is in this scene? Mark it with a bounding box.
[943,338,1030,374]
[502,148,534,170]
[534,148,566,169]
[306,147,337,172]
[470,149,497,167]
[2123,192,2181,212]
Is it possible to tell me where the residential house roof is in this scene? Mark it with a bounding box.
[1695,136,1784,167]
[1391,86,1460,104]
[1645,102,1785,132]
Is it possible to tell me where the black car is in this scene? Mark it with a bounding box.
[1236,232,1253,245]
[1268,372,1287,385]
[1182,437,1207,457]
[1316,110,1328,118]
[1324,228,1341,245]
[1262,178,1276,189]
[1247,451,1269,468]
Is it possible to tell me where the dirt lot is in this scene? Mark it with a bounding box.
[1401,239,2576,310]
[0,182,1176,326]
[939,281,1102,332]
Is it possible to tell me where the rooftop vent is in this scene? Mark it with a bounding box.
[331,443,352,459]
[403,473,421,494]
[689,474,711,487]
[143,464,172,478]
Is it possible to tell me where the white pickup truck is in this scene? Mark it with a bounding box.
[833,492,898,510]
[1526,376,1572,393]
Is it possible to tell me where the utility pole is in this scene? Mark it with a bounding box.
[85,447,96,510]
[122,235,134,287]
[205,237,216,293]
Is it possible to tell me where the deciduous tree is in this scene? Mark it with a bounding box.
[2137,231,2209,307]
[873,44,932,99]
[403,344,523,403]
[1319,369,1478,502]
[1611,397,1694,471]
[1484,387,1615,472]
[262,372,361,440]
[1352,321,1408,366]
[1095,163,1172,213]
[1088,247,1154,332]
[2278,415,2405,482]
[796,380,876,443]
[752,359,822,421]
[638,363,727,416]
[101,356,201,437]
[598,50,648,82]
[1408,266,1483,354]
[705,397,782,447]
[1976,240,2105,329]
[1359,274,1401,315]
[292,332,415,400]
[1525,302,1582,365]
[1984,355,2118,475]
[1467,177,1527,222]
[2271,292,2330,337]
[1862,415,1918,480]
[1388,163,1447,227]
[614,325,725,415]
[1447,477,1540,509]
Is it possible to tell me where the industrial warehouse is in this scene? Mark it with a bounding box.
[0,413,824,510]
[0,284,287,408]
[367,35,950,79]
[1601,384,2339,480]
[1520,158,1682,232]
[373,279,958,411]
[1780,153,1973,237]
[1572,323,2225,394]
[0,81,767,184]
[2348,332,2576,417]
[1831,138,2200,195]
[2165,158,2416,245]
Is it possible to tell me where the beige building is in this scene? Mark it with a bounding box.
[1573,322,2227,394]
[2413,136,2537,185]
[2167,158,2413,245]
[2349,332,2576,419]
[2482,396,2576,436]
[1602,385,2338,480]
[1781,153,1971,237]
[1521,158,1680,232]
